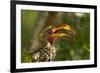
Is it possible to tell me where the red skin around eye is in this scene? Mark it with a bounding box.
[47,36,55,44]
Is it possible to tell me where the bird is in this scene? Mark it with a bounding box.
[32,24,75,62]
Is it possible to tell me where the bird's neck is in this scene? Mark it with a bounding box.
[47,42,51,48]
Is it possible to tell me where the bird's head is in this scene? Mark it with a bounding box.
[40,24,75,45]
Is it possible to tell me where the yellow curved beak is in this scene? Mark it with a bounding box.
[51,33,70,37]
[40,24,75,44]
[50,24,75,38]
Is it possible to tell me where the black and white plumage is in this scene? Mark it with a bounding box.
[32,43,56,62]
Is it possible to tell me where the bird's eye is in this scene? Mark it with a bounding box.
[48,30,52,34]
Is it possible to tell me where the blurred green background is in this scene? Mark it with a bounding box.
[21,10,90,63]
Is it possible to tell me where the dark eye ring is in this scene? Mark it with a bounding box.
[48,30,52,34]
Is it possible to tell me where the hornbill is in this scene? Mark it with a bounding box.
[32,24,75,62]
